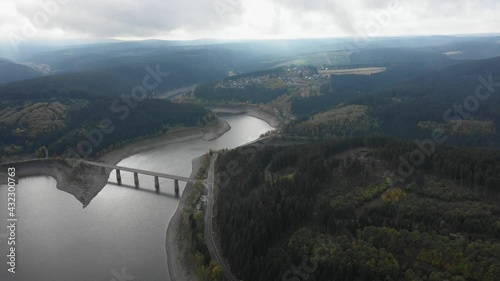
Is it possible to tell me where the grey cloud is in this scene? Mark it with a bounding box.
[273,0,357,34]
[12,0,245,37]
[3,0,500,40]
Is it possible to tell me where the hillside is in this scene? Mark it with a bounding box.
[284,56,500,147]
[0,98,215,159]
[0,61,227,100]
[0,59,42,84]
[190,53,500,147]
[214,137,500,281]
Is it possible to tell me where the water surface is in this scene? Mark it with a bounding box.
[0,115,273,281]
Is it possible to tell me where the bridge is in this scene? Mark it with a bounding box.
[81,160,197,194]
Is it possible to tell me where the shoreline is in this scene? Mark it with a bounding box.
[208,104,285,128]
[98,118,230,166]
[0,118,230,207]
[166,106,283,281]
[165,106,284,281]
[166,155,203,281]
[0,107,280,281]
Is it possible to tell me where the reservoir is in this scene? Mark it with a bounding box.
[0,114,273,281]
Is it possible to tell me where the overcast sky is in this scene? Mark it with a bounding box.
[1,0,499,43]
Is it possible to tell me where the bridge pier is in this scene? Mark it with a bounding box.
[116,169,122,185]
[134,172,139,188]
[81,161,195,193]
[155,176,160,192]
[174,179,179,195]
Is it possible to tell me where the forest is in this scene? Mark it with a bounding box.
[0,59,42,84]
[0,61,224,100]
[190,53,500,147]
[286,57,500,147]
[214,137,500,281]
[0,97,215,158]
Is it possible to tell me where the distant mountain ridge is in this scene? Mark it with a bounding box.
[0,58,42,84]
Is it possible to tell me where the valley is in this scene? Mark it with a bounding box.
[1,34,500,281]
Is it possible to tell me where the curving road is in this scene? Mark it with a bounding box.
[203,153,239,281]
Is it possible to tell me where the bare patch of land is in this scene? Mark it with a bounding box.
[0,119,230,208]
[319,67,386,76]
[167,156,203,281]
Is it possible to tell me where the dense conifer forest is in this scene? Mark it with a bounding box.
[0,97,215,158]
[214,137,500,281]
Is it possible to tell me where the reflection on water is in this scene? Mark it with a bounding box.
[0,115,273,281]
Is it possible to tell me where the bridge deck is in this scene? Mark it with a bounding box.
[81,160,197,183]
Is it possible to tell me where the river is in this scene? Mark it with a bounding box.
[0,114,273,281]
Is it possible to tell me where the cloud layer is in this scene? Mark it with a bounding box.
[1,0,499,41]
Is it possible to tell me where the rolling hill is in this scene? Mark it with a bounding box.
[0,59,42,84]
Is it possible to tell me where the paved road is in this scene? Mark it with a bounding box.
[204,154,239,281]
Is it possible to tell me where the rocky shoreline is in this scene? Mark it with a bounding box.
[165,107,286,280]
[208,105,285,128]
[0,107,281,281]
[166,155,203,281]
[0,119,230,208]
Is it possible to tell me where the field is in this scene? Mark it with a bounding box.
[319,67,387,76]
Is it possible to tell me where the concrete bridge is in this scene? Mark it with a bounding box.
[81,160,197,194]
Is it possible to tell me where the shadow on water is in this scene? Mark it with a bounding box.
[107,182,180,199]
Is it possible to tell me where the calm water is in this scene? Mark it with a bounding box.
[0,115,273,281]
